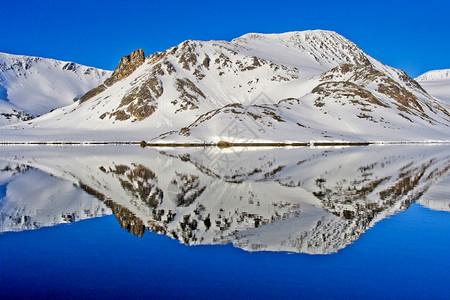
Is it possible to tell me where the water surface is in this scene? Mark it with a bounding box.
[0,145,449,299]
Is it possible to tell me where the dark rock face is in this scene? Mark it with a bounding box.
[104,49,145,86]
[62,62,76,71]
[79,85,107,103]
[79,49,145,103]
[0,109,33,122]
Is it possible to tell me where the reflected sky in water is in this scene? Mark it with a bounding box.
[1,204,449,299]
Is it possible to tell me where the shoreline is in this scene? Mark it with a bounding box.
[0,140,449,147]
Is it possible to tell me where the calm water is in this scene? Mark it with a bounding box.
[0,145,449,299]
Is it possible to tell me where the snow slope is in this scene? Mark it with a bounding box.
[417,174,450,212]
[416,69,450,105]
[0,30,449,142]
[0,52,111,125]
[0,145,448,253]
[0,161,111,232]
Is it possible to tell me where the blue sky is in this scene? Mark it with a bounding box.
[1,0,449,78]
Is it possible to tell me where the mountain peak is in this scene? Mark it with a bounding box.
[415,68,450,104]
[416,69,450,81]
[230,30,370,69]
[0,52,110,124]
[79,49,146,103]
[104,49,145,86]
[232,29,340,41]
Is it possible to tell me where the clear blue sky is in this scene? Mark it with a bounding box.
[1,0,449,78]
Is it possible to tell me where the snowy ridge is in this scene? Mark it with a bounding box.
[0,161,111,232]
[230,30,370,76]
[416,69,450,81]
[417,175,450,212]
[416,69,450,105]
[1,145,448,254]
[0,52,111,125]
[1,30,448,142]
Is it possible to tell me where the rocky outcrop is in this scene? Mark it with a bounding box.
[80,49,146,103]
[0,109,33,123]
[79,84,107,103]
[104,49,145,86]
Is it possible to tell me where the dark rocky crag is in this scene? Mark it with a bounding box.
[80,49,146,103]
[104,49,145,86]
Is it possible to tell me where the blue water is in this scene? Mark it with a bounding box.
[0,184,5,198]
[0,85,8,101]
[1,204,449,299]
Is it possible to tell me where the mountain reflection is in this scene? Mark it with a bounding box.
[0,145,448,254]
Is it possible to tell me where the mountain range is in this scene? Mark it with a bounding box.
[0,30,449,142]
[415,69,450,105]
[0,52,111,125]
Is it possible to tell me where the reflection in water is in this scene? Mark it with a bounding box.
[0,162,110,231]
[0,145,448,254]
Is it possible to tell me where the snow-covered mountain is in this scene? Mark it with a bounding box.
[416,69,450,105]
[0,161,111,232]
[1,145,448,253]
[416,69,450,81]
[417,174,450,212]
[1,30,449,142]
[0,52,111,125]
